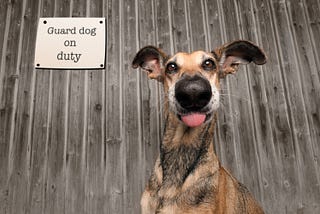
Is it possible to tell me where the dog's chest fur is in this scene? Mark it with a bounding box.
[160,120,212,186]
[141,115,219,213]
[141,114,264,214]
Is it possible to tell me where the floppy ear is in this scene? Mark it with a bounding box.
[213,40,267,78]
[132,46,167,82]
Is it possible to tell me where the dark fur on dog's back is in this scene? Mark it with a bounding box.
[133,40,266,213]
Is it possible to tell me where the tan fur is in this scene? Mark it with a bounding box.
[164,51,219,90]
[133,41,266,214]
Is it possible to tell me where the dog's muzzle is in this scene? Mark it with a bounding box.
[174,75,213,127]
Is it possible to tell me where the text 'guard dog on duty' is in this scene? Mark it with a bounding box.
[132,40,267,214]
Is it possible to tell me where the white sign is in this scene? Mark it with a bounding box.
[34,18,106,69]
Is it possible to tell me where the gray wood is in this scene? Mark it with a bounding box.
[248,0,284,212]
[104,0,124,213]
[137,0,161,191]
[42,0,70,213]
[3,0,35,214]
[122,0,143,212]
[284,0,320,212]
[65,1,87,213]
[270,1,316,212]
[0,1,11,213]
[85,1,105,213]
[0,0,319,213]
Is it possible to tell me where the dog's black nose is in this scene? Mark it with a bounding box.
[175,75,212,111]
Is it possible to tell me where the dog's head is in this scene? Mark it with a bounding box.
[132,40,266,128]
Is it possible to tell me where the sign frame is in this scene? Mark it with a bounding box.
[34,17,106,70]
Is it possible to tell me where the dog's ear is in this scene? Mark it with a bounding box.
[132,46,167,82]
[213,40,267,78]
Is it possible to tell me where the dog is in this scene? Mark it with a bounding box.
[132,40,267,214]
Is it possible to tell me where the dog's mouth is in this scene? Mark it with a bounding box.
[170,74,218,128]
[177,112,213,127]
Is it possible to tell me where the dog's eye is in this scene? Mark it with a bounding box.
[166,62,178,74]
[202,59,216,71]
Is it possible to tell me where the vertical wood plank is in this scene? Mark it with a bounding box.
[285,0,320,212]
[302,0,320,156]
[122,0,142,212]
[269,0,312,212]
[187,0,206,51]
[3,0,33,214]
[104,0,124,213]
[0,1,9,103]
[44,70,68,214]
[156,0,172,52]
[304,0,320,66]
[137,0,162,188]
[43,0,70,213]
[64,1,87,213]
[0,2,11,213]
[65,68,86,214]
[85,1,105,213]
[250,0,285,212]
[27,70,50,214]
[23,0,54,213]
[171,0,190,52]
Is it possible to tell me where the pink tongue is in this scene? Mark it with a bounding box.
[181,113,206,127]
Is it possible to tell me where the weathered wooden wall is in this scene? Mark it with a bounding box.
[0,0,319,213]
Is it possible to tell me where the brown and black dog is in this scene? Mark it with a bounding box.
[132,40,267,214]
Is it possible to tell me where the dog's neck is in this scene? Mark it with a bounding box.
[159,111,219,187]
